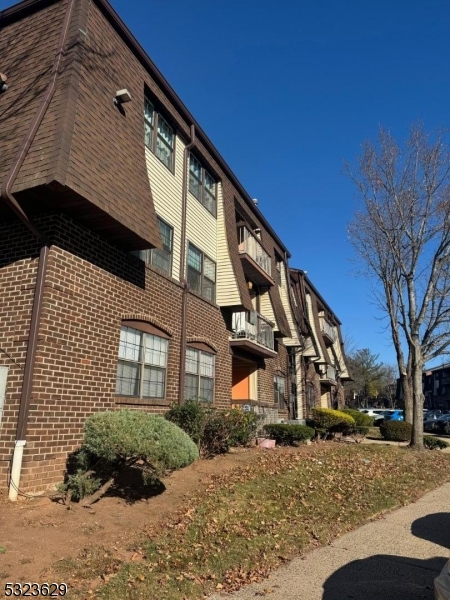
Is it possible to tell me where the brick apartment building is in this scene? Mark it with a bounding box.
[0,0,350,494]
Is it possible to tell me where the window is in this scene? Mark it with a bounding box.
[144,96,175,170]
[275,260,282,286]
[189,153,217,216]
[133,217,173,276]
[116,325,169,399]
[184,347,215,402]
[274,375,286,409]
[187,243,216,302]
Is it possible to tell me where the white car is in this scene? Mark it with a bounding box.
[435,559,450,599]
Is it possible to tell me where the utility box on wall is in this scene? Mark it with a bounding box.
[0,366,8,426]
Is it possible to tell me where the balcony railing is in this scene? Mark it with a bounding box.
[231,311,275,351]
[238,226,272,279]
[320,365,336,382]
[320,318,337,343]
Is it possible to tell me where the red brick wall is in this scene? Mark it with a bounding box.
[0,223,42,487]
[0,214,232,491]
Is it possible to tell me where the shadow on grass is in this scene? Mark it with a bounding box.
[322,513,450,600]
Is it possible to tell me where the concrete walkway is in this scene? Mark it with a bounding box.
[209,483,450,600]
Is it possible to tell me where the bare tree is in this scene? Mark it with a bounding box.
[348,125,450,450]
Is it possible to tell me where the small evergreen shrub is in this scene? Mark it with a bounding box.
[380,420,412,442]
[263,424,315,446]
[164,401,206,446]
[226,410,261,447]
[60,410,199,503]
[423,435,449,450]
[342,409,374,427]
[84,410,199,474]
[165,401,260,458]
[311,408,356,432]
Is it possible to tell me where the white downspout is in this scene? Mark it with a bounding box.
[9,440,26,501]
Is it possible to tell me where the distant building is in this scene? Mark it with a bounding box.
[423,364,450,410]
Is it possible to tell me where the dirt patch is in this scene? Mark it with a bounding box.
[0,445,319,587]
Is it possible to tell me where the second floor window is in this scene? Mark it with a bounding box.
[187,243,216,302]
[133,217,173,276]
[152,218,173,275]
[144,97,175,171]
[189,154,217,217]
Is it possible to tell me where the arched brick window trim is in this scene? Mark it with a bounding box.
[121,314,173,338]
[186,337,217,354]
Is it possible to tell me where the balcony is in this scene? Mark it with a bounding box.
[237,226,274,286]
[320,364,337,384]
[320,318,337,345]
[229,311,276,358]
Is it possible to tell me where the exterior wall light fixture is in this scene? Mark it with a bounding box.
[0,73,8,93]
[113,88,131,105]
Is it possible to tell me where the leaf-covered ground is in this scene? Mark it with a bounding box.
[60,444,450,599]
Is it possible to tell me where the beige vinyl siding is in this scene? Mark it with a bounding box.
[293,347,304,420]
[321,390,331,408]
[186,190,217,262]
[306,292,326,363]
[145,136,217,282]
[260,290,277,327]
[216,183,240,306]
[279,265,300,346]
[145,145,183,280]
[332,333,350,378]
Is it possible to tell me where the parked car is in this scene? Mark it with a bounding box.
[382,410,404,422]
[425,410,450,421]
[358,408,390,418]
[424,414,450,433]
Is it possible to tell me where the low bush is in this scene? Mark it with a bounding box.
[423,435,449,450]
[380,420,412,442]
[263,424,315,446]
[311,408,356,432]
[61,410,199,504]
[165,401,260,458]
[226,410,261,447]
[342,409,374,427]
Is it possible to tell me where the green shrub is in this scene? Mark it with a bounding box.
[164,401,206,446]
[61,411,199,503]
[165,401,259,458]
[423,435,449,450]
[342,409,374,427]
[311,408,356,432]
[84,410,199,474]
[226,410,261,447]
[263,424,315,446]
[380,420,412,442]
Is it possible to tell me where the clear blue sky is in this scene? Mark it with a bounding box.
[3,0,450,365]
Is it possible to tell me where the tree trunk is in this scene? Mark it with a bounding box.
[410,342,424,450]
[402,374,413,424]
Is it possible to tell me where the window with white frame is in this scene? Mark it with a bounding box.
[187,243,216,302]
[116,324,169,399]
[144,96,175,171]
[184,346,215,402]
[274,375,286,408]
[133,217,173,276]
[189,153,217,217]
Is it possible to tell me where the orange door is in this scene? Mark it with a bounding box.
[232,367,250,400]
